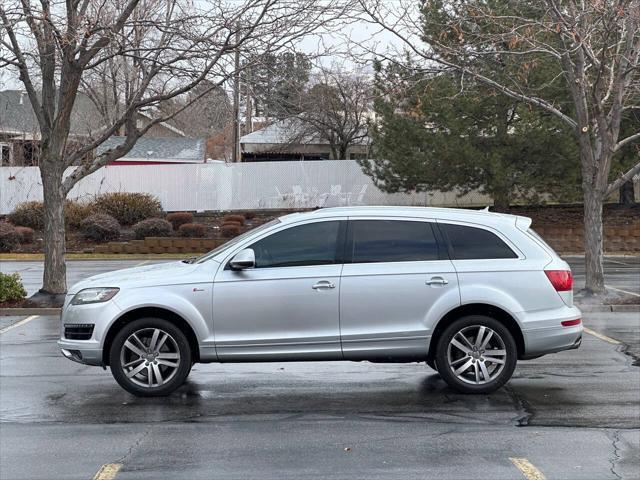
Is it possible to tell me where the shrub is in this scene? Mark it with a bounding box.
[7,201,44,230]
[0,222,20,252]
[222,214,245,226]
[7,200,95,231]
[133,218,173,240]
[243,211,256,220]
[65,200,94,230]
[0,272,27,303]
[220,223,241,238]
[166,212,194,230]
[178,223,206,238]
[91,192,162,225]
[81,214,121,243]
[14,226,34,244]
[221,220,242,228]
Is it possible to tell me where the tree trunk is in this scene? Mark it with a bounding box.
[492,190,510,212]
[582,184,605,294]
[40,166,67,294]
[619,180,636,205]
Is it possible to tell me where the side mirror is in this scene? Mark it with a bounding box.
[229,248,255,270]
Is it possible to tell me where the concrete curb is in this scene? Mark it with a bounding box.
[0,308,61,316]
[576,304,640,313]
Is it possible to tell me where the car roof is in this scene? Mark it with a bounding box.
[278,206,530,229]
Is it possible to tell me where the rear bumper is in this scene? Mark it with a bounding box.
[519,305,583,357]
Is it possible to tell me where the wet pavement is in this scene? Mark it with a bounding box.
[1,311,639,480]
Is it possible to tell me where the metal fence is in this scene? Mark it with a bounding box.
[0,161,496,214]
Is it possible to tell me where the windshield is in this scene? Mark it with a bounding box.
[194,218,281,263]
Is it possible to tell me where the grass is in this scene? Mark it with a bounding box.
[0,253,189,261]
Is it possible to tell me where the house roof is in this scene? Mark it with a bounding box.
[0,89,186,139]
[0,90,105,137]
[240,117,370,146]
[97,136,206,163]
[240,118,317,145]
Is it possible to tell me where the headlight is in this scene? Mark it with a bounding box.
[71,288,119,305]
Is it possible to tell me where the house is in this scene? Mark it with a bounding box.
[97,136,206,165]
[240,117,371,162]
[0,90,185,166]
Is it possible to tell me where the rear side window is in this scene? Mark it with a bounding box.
[250,221,341,268]
[350,220,439,263]
[440,223,517,260]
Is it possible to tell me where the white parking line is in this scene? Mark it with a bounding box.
[135,260,150,267]
[606,285,640,297]
[0,315,40,335]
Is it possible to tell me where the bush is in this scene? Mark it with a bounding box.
[132,218,173,240]
[7,201,44,230]
[81,214,121,243]
[8,200,95,231]
[178,223,206,238]
[91,192,162,225]
[222,214,245,226]
[221,220,242,228]
[0,222,20,252]
[65,200,94,230]
[220,223,242,238]
[14,226,34,244]
[243,211,256,220]
[166,212,194,230]
[0,272,27,303]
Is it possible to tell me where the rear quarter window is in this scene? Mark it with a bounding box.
[440,223,518,260]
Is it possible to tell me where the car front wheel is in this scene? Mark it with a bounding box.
[109,317,192,397]
[435,315,517,394]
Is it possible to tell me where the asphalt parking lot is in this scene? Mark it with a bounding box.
[0,256,638,479]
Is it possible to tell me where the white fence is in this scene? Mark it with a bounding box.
[1,161,493,215]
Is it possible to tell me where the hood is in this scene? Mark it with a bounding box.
[68,260,207,294]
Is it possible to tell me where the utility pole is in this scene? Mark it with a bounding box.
[231,23,241,162]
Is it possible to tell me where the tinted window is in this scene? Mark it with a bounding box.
[250,221,341,268]
[441,223,517,259]
[350,220,439,263]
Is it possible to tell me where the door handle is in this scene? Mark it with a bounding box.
[426,277,449,286]
[312,281,336,290]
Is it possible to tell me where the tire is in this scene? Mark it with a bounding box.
[426,357,438,371]
[109,317,192,397]
[435,315,517,394]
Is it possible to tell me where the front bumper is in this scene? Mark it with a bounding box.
[57,295,122,366]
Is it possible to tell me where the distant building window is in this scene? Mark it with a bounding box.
[348,152,368,160]
[0,143,11,166]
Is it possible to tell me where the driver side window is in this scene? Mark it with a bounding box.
[249,221,342,268]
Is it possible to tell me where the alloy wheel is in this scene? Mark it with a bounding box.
[119,328,181,388]
[446,325,507,385]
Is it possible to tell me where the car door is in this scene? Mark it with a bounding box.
[339,218,460,361]
[213,219,346,361]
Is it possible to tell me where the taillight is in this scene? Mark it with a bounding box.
[561,318,581,327]
[545,270,573,292]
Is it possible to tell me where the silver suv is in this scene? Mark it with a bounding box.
[58,207,582,396]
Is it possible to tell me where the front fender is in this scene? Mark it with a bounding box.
[109,285,213,345]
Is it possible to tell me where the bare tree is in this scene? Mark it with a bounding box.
[356,0,640,294]
[296,70,372,159]
[0,0,351,294]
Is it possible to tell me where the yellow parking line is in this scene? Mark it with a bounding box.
[583,327,621,345]
[92,463,122,480]
[510,458,547,480]
[0,315,40,335]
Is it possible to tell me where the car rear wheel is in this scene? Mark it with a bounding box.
[109,317,192,397]
[435,315,517,394]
